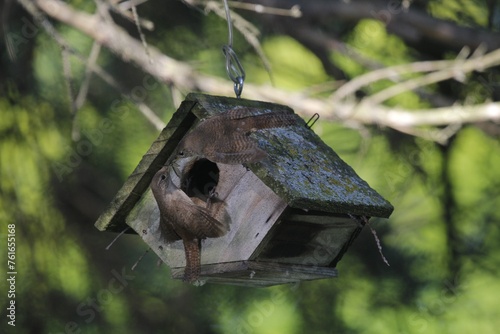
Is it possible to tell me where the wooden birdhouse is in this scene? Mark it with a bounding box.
[95,93,393,287]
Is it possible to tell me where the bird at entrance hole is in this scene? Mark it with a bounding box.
[150,166,230,284]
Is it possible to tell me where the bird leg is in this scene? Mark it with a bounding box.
[182,238,201,284]
[206,187,218,209]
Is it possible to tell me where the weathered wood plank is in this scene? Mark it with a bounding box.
[126,163,287,268]
[285,212,360,226]
[95,100,197,232]
[170,261,338,287]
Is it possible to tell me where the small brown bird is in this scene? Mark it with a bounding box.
[150,166,229,283]
[177,107,296,164]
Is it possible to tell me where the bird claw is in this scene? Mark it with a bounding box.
[192,279,206,287]
[206,187,218,209]
[182,274,206,286]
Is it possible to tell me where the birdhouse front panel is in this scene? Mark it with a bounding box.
[127,162,288,269]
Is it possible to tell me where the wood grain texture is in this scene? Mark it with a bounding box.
[127,163,287,270]
[170,261,338,287]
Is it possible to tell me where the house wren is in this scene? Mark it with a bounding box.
[150,166,230,283]
[177,107,296,164]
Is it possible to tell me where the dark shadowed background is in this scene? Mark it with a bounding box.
[1,0,500,333]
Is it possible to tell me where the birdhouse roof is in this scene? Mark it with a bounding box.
[95,93,392,233]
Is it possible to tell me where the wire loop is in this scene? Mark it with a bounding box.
[222,0,245,98]
[223,45,245,98]
[306,113,320,129]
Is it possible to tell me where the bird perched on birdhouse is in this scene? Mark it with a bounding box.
[95,93,393,287]
[176,106,296,164]
[150,165,230,283]
[150,107,298,283]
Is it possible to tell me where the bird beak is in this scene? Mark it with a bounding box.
[171,162,182,178]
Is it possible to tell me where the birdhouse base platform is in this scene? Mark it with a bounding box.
[170,261,338,287]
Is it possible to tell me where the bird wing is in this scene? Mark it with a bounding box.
[221,106,256,120]
[206,132,267,164]
[221,107,296,132]
[211,147,267,164]
[174,191,229,239]
[158,215,182,242]
[187,202,230,238]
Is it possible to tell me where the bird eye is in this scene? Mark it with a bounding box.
[178,151,184,156]
[160,174,166,181]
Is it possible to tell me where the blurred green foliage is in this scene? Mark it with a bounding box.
[1,0,500,333]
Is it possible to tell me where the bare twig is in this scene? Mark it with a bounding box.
[111,0,154,30]
[131,248,150,270]
[19,0,165,131]
[75,41,102,110]
[30,0,500,141]
[226,1,302,17]
[105,226,131,250]
[361,48,499,107]
[331,59,456,104]
[366,220,390,267]
[170,84,183,108]
[131,4,151,63]
[246,0,500,51]
[2,0,17,61]
[203,0,273,78]
[341,101,500,127]
[61,48,77,126]
[389,122,462,145]
[350,215,390,266]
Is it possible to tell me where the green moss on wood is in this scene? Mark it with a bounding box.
[96,93,393,234]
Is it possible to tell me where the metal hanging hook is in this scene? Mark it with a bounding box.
[222,0,245,98]
[306,113,320,129]
[223,0,233,47]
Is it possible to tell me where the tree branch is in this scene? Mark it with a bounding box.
[361,48,500,106]
[248,0,500,52]
[32,0,500,143]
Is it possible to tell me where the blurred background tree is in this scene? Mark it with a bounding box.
[1,0,500,333]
